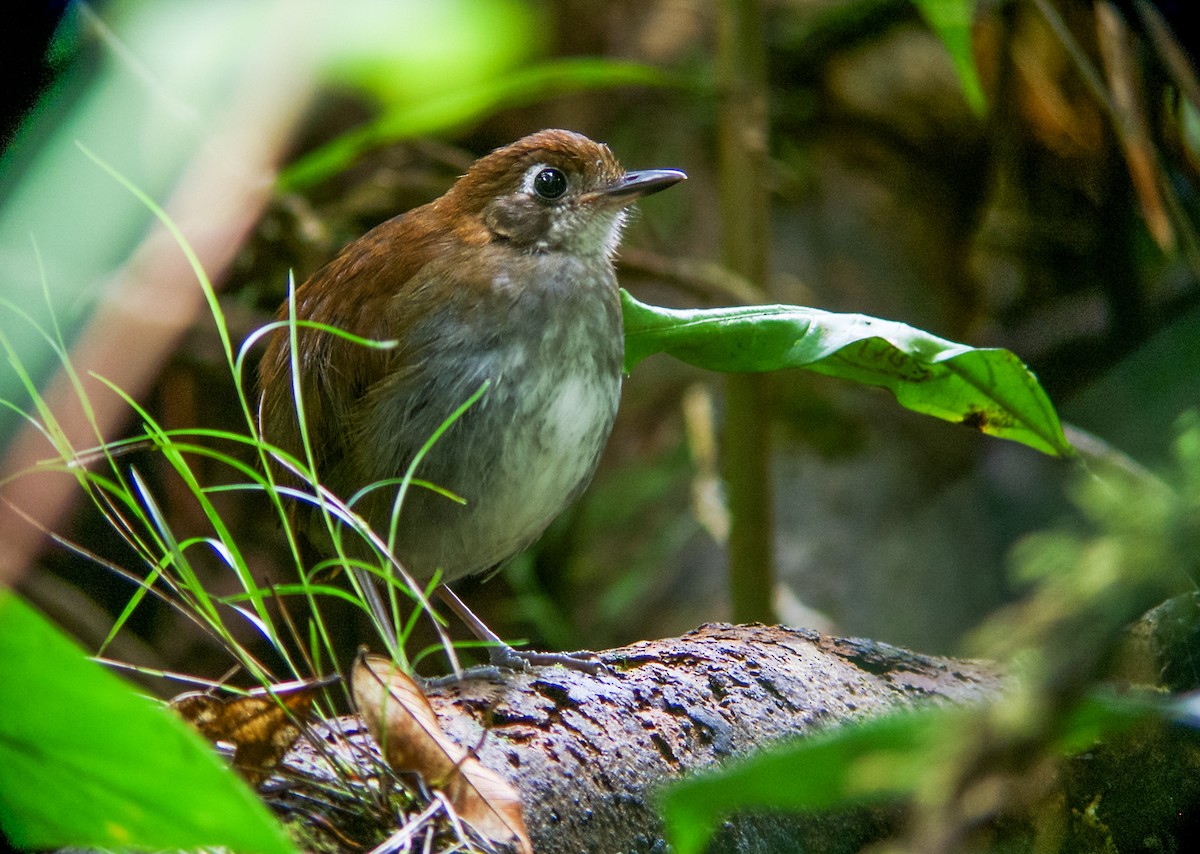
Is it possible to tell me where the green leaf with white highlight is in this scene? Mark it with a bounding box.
[621,290,1072,458]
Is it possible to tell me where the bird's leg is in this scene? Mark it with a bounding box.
[351,565,400,655]
[433,584,604,675]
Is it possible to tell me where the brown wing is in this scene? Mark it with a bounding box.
[259,207,440,486]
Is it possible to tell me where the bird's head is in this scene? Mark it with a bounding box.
[438,129,686,258]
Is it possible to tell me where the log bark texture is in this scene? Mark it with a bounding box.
[420,622,1003,853]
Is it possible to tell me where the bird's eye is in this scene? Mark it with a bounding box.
[532,167,568,200]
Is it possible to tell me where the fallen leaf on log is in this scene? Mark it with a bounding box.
[170,675,334,785]
[352,650,532,854]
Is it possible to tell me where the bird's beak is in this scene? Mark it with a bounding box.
[596,169,687,203]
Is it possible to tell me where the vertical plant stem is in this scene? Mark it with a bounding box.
[717,0,776,623]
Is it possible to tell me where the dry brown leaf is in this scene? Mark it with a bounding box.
[352,650,532,854]
[170,676,333,785]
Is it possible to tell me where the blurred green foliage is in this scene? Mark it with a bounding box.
[911,0,985,113]
[0,0,542,442]
[0,591,295,854]
[279,58,677,190]
[663,412,1200,851]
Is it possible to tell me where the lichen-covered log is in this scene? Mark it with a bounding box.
[421,623,1003,853]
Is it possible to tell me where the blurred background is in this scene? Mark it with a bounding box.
[1,0,1197,688]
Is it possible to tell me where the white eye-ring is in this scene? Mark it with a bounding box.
[522,164,569,200]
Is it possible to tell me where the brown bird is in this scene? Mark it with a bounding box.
[258,129,685,670]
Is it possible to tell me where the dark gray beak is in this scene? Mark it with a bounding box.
[602,168,687,200]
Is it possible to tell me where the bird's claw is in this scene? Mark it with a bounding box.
[489,644,609,675]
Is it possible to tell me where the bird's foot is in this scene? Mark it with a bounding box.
[487,643,608,675]
[421,646,607,687]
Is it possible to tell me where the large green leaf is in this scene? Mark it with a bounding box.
[621,291,1072,457]
[0,591,294,854]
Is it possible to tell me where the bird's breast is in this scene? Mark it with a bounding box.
[371,255,624,580]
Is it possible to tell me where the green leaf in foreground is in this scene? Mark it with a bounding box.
[659,695,1151,854]
[0,591,294,854]
[621,291,1072,457]
[660,709,944,854]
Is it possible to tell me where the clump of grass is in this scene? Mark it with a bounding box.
[0,148,492,849]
